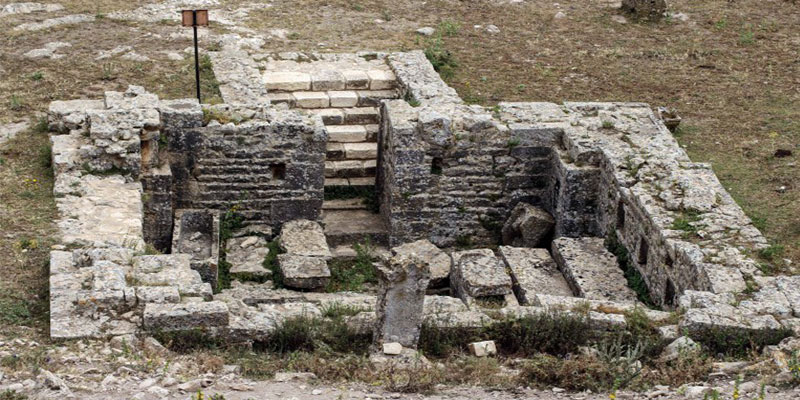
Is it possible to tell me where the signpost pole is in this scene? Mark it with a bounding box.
[193,11,201,103]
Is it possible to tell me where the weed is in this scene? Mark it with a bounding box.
[739,28,755,45]
[9,95,24,111]
[29,72,43,81]
[258,313,371,354]
[0,390,27,400]
[262,239,284,287]
[602,120,615,129]
[439,19,460,36]
[605,234,657,307]
[153,328,229,352]
[490,312,593,356]
[424,37,458,81]
[0,298,32,325]
[381,9,392,22]
[507,137,521,148]
[101,62,117,81]
[689,325,791,358]
[758,244,785,261]
[324,185,378,213]
[320,302,369,318]
[287,32,300,40]
[326,239,377,292]
[670,209,703,239]
[404,91,420,107]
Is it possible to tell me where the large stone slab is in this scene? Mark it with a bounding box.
[277,254,330,289]
[498,246,572,304]
[226,236,271,279]
[279,219,332,258]
[143,301,229,331]
[374,241,431,348]
[551,237,638,302]
[450,249,513,302]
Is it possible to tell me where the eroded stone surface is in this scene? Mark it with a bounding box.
[551,237,638,302]
[226,236,270,279]
[374,241,431,348]
[278,254,330,289]
[279,220,332,258]
[501,203,555,248]
[499,246,573,304]
[450,249,513,302]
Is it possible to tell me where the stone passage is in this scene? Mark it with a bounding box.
[260,53,400,251]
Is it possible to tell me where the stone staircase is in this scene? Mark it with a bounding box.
[261,56,399,250]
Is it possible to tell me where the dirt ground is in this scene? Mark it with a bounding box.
[0,0,799,398]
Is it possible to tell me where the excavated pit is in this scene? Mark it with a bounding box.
[44,50,796,349]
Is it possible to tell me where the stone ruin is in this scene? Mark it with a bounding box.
[45,49,800,353]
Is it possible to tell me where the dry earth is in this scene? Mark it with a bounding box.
[0,0,799,399]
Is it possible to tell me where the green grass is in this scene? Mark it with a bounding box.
[670,209,703,239]
[424,36,458,81]
[323,185,378,213]
[320,302,370,318]
[262,239,285,288]
[325,240,377,292]
[606,234,657,308]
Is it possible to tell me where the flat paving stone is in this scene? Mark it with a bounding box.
[551,237,638,302]
[499,246,573,305]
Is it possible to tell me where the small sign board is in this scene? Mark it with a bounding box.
[181,9,209,27]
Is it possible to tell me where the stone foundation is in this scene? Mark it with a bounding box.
[45,50,797,348]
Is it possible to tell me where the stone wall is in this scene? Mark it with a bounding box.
[168,105,327,228]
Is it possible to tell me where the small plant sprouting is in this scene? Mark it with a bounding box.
[507,137,521,149]
[30,71,44,81]
[439,19,460,36]
[404,91,421,107]
[602,120,615,129]
[9,95,24,111]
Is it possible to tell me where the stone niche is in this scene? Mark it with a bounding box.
[172,209,220,290]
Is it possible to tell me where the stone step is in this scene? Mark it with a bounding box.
[272,90,399,109]
[324,177,375,188]
[263,70,397,92]
[322,209,389,247]
[313,107,382,127]
[331,244,390,260]
[323,198,368,210]
[326,142,378,161]
[197,173,283,184]
[325,160,376,178]
[325,125,368,143]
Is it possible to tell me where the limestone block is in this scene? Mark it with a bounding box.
[311,70,345,91]
[468,340,497,357]
[423,295,468,315]
[367,69,397,90]
[293,91,330,108]
[391,239,451,288]
[660,336,700,362]
[277,254,330,289]
[136,286,181,304]
[328,91,359,108]
[263,72,311,91]
[383,342,403,355]
[327,125,367,142]
[226,236,271,279]
[450,249,513,302]
[314,108,344,125]
[357,90,399,107]
[279,219,332,258]
[551,237,638,302]
[143,301,230,330]
[343,142,377,160]
[104,85,160,110]
[374,241,432,348]
[343,107,379,124]
[499,246,572,304]
[342,70,370,89]
[501,203,554,247]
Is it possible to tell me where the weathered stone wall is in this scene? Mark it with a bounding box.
[168,106,327,227]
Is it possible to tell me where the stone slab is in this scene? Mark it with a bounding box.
[498,246,573,304]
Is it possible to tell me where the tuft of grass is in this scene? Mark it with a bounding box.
[324,185,378,213]
[404,91,420,107]
[438,19,460,36]
[326,239,377,292]
[8,95,24,111]
[670,209,703,239]
[320,302,369,318]
[263,239,285,288]
[0,298,32,326]
[424,37,458,81]
[0,390,27,400]
[688,325,792,358]
[606,233,657,307]
[601,120,615,129]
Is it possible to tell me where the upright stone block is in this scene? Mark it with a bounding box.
[374,241,432,348]
[551,237,638,302]
[278,254,330,289]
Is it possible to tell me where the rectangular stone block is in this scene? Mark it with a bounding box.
[328,91,359,108]
[311,70,345,91]
[343,142,377,160]
[367,70,396,90]
[136,286,181,304]
[327,125,367,142]
[357,90,399,107]
[263,72,311,91]
[551,237,639,302]
[278,254,331,289]
[343,107,379,124]
[314,108,344,125]
[143,301,229,330]
[342,70,370,89]
[450,248,513,301]
[499,246,573,305]
[293,91,330,108]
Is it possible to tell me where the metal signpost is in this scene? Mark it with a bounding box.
[181,9,209,103]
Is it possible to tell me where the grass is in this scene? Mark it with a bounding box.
[606,233,658,307]
[670,209,703,239]
[325,239,378,292]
